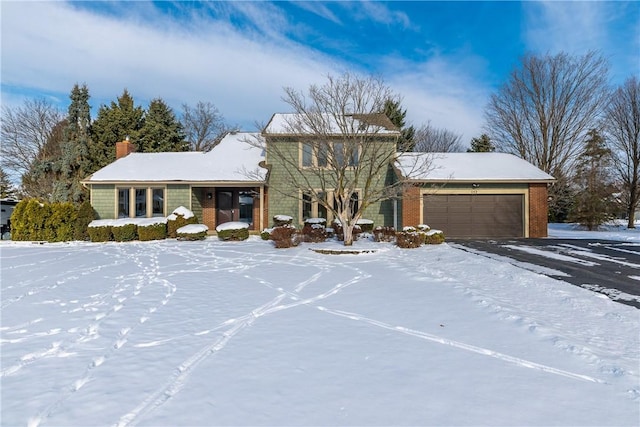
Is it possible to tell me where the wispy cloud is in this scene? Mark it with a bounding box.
[355,1,412,29]
[523,1,639,81]
[1,2,343,128]
[291,1,343,25]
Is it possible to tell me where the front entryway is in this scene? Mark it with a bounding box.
[216,189,254,227]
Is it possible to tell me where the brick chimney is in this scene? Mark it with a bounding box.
[115,136,136,159]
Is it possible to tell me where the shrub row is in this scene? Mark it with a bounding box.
[88,221,172,242]
[11,199,96,242]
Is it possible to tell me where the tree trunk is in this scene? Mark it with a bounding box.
[343,224,354,246]
[628,184,638,229]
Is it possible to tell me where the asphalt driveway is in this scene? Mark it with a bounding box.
[450,238,640,309]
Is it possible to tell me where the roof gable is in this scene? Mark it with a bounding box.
[263,113,400,135]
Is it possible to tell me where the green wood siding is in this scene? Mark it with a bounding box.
[265,136,398,227]
[191,188,204,223]
[166,184,192,213]
[90,184,115,219]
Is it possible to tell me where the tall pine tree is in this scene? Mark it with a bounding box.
[138,98,187,152]
[52,84,93,203]
[570,129,618,230]
[383,99,415,151]
[90,89,145,169]
[0,167,17,199]
[468,134,495,152]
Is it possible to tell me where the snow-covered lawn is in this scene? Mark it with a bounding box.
[1,230,639,426]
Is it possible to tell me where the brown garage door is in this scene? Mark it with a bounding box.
[423,194,524,238]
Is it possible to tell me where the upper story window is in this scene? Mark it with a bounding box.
[300,141,359,168]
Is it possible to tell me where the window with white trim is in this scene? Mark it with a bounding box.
[300,190,359,223]
[300,141,359,168]
[117,187,165,218]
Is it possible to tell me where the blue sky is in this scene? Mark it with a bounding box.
[2,1,638,143]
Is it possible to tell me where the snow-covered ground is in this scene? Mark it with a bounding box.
[1,226,639,426]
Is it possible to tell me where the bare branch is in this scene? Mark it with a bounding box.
[485,51,609,177]
[605,76,640,227]
[1,98,64,176]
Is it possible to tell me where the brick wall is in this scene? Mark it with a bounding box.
[402,185,421,228]
[529,183,548,238]
[202,188,216,230]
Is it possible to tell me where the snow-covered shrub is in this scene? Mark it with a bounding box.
[112,223,137,242]
[177,224,208,241]
[356,218,374,233]
[396,230,423,248]
[270,225,300,248]
[88,225,112,242]
[216,221,249,241]
[417,224,431,232]
[373,226,396,242]
[260,228,272,240]
[273,214,293,227]
[167,206,198,238]
[302,218,327,243]
[424,229,445,244]
[138,223,166,241]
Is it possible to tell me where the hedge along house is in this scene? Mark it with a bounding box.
[396,152,555,238]
[82,132,268,232]
[261,113,403,229]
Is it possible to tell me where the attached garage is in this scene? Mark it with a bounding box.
[396,152,555,238]
[423,194,524,238]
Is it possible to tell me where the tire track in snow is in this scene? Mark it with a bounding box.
[316,306,605,384]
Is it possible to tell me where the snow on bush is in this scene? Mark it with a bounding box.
[177,224,209,241]
[167,206,198,238]
[216,222,249,241]
[273,215,293,227]
[167,206,194,220]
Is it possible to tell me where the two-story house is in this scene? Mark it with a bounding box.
[82,113,554,238]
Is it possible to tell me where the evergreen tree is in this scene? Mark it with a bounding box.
[138,98,187,152]
[52,84,93,203]
[570,129,618,230]
[468,134,495,152]
[90,89,145,169]
[383,99,415,151]
[22,119,67,200]
[0,167,17,199]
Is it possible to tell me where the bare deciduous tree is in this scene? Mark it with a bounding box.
[1,98,64,177]
[413,122,464,152]
[260,73,430,246]
[181,101,232,151]
[485,51,609,178]
[605,76,640,228]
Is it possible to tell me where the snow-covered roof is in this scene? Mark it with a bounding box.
[264,113,400,135]
[85,132,266,183]
[396,152,555,183]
